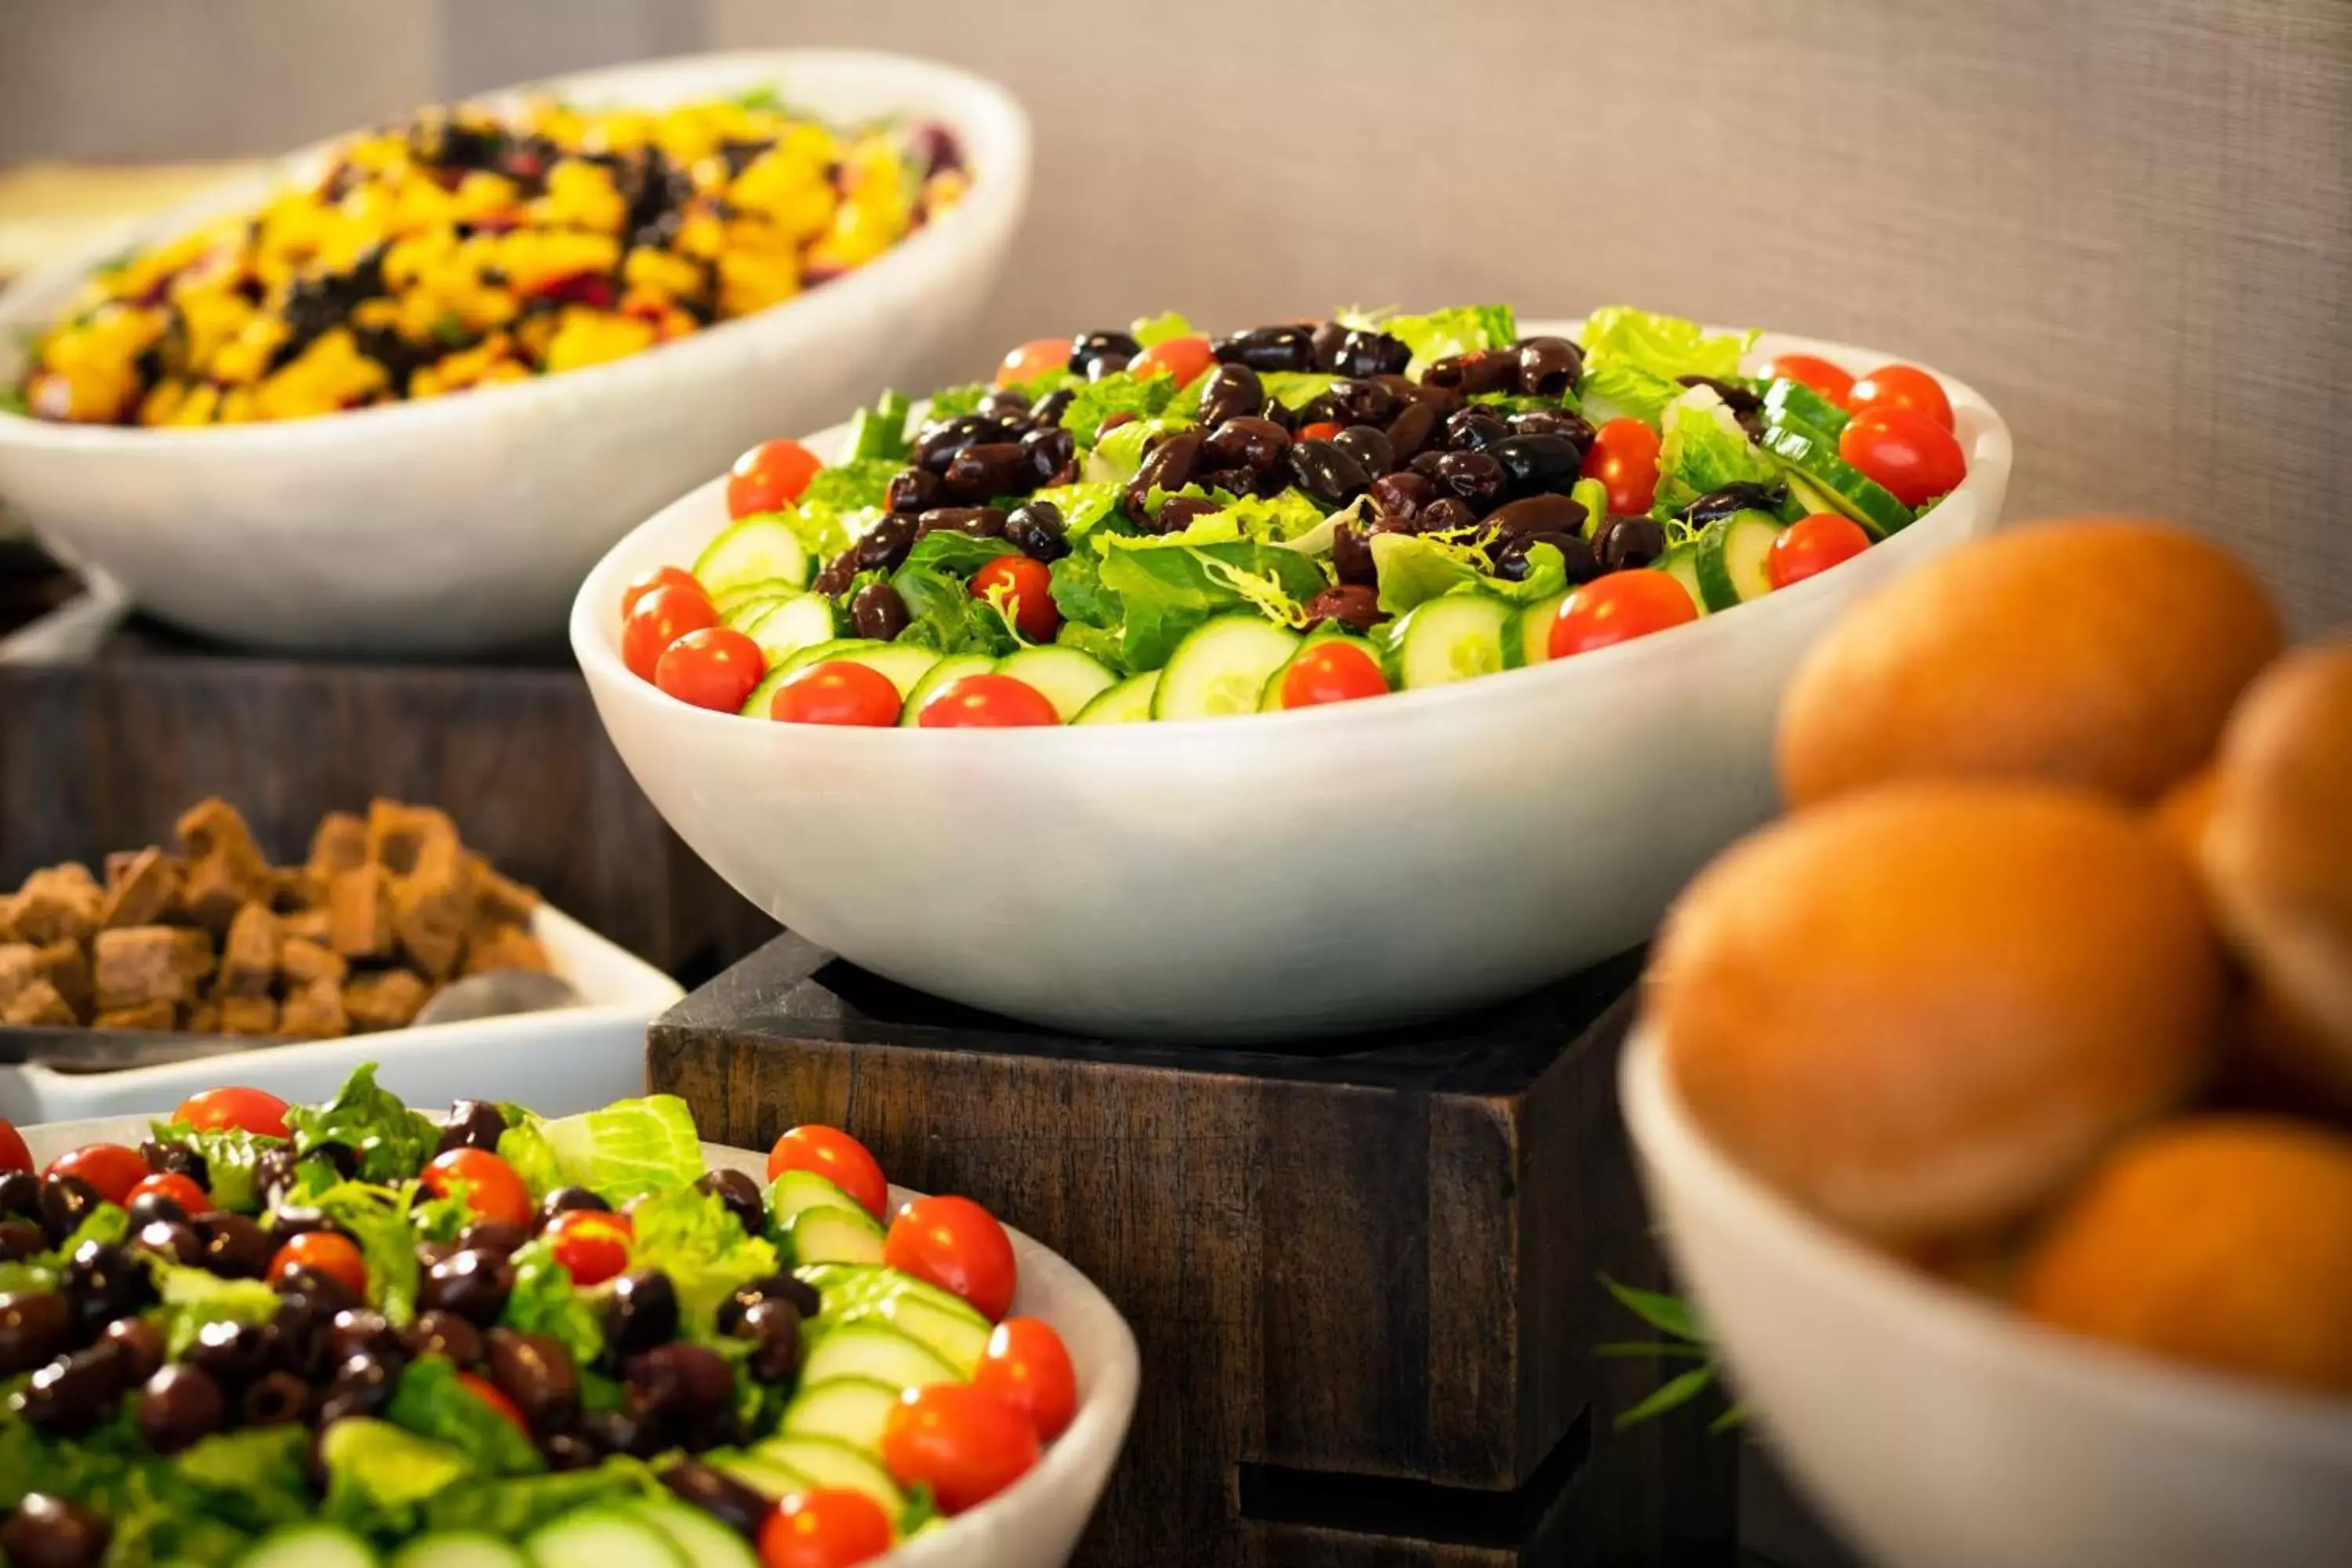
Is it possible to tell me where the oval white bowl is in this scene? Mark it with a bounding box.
[1620,1028,2352,1568]
[0,50,1032,655]
[573,328,2013,1040]
[18,1116,1140,1568]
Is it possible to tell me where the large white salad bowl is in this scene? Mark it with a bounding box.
[574,326,2013,1040]
[0,50,1031,655]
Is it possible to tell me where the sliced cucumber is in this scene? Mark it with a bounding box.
[1392,594,1512,691]
[392,1537,528,1568]
[775,637,877,677]
[834,643,942,698]
[715,1454,813,1501]
[994,645,1117,720]
[1657,544,1708,613]
[899,652,994,726]
[1073,670,1160,724]
[626,1501,759,1568]
[1503,593,1568,670]
[1257,634,1383,710]
[713,577,804,616]
[782,1376,902,1450]
[799,1263,989,1327]
[800,1321,960,1392]
[526,1511,687,1568]
[751,1437,908,1519]
[720,592,796,633]
[768,1168,866,1229]
[1760,376,1850,436]
[1692,511,1784,611]
[693,517,812,596]
[743,594,842,666]
[1152,615,1301,720]
[1570,477,1611,539]
[851,1290,991,1377]
[1759,423,1912,539]
[238,1525,379,1568]
[787,1203,886,1267]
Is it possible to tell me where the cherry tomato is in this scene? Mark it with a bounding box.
[970,556,1059,642]
[270,1231,367,1299]
[767,1126,889,1220]
[545,1209,633,1287]
[173,1086,291,1140]
[0,1119,31,1175]
[1846,363,1953,431]
[1839,407,1965,508]
[758,1489,895,1568]
[622,583,720,684]
[881,1383,1041,1515]
[1548,570,1700,659]
[127,1172,212,1218]
[1298,421,1344,443]
[1766,514,1872,590]
[456,1370,532,1436]
[916,674,1060,730]
[973,1317,1078,1442]
[885,1195,1018,1322]
[655,626,768,713]
[1581,419,1662,516]
[45,1143,151,1204]
[1279,641,1388,709]
[1130,336,1214,388]
[421,1148,532,1229]
[995,337,1074,389]
[772,661,902,727]
[1758,353,1854,407]
[622,565,707,620]
[726,439,822,518]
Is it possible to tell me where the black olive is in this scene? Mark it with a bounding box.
[580,1407,661,1458]
[717,1272,820,1337]
[1126,430,1205,520]
[36,1175,102,1247]
[273,1264,358,1311]
[912,414,1011,474]
[1196,363,1265,427]
[1594,514,1668,571]
[1367,471,1432,526]
[437,1098,507,1155]
[851,579,909,641]
[1067,329,1140,379]
[661,1461,770,1538]
[405,1308,487,1367]
[1029,388,1074,428]
[1285,441,1372,507]
[242,1369,311,1427]
[1675,372,1762,413]
[65,1241,158,1337]
[270,1294,336,1378]
[0,1170,43,1218]
[1003,500,1069,563]
[319,1350,398,1424]
[0,1493,111,1568]
[1442,408,1510,452]
[184,1319,271,1388]
[267,1206,349,1244]
[1327,377,1403,428]
[809,548,858,598]
[123,1187,187,1230]
[0,1291,71,1377]
[884,466,940,516]
[1515,336,1584,397]
[695,1170,766,1238]
[194,1212,270,1281]
[940,441,1031,503]
[543,1431,601,1471]
[1385,401,1441,463]
[1483,493,1590,544]
[138,1141,208,1190]
[1423,351,1514,396]
[974,387,1030,423]
[126,1218,201,1268]
[604,1271,680,1360]
[1330,425,1395,477]
[1019,424,1076,488]
[914,505,1011,541]
[1682,481,1788,525]
[626,1341,736,1422]
[456,1220,528,1258]
[537,1187,609,1229]
[419,1248,514,1328]
[1300,584,1386,635]
[1332,328,1412,379]
[1508,406,1597,453]
[101,1317,165,1384]
[1308,319,1350,372]
[310,1142,361,1181]
[19,1343,125,1436]
[1486,434,1588,498]
[487,1328,579,1433]
[1153,495,1221,534]
[1210,325,1315,373]
[1494,530,1602,585]
[0,1220,44,1262]
[251,1147,299,1207]
[1330,518,1404,586]
[1417,496,1480,535]
[735,1298,803,1384]
[1429,450,1507,511]
[329,1308,404,1363]
[1202,416,1289,474]
[137,1363,227,1455]
[851,513,918,573]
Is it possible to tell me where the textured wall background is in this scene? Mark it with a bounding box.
[2,0,2344,630]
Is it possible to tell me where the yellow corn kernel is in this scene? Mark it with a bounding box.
[543,307,655,374]
[452,169,520,223]
[731,149,837,244]
[212,316,291,387]
[479,358,532,387]
[622,245,703,299]
[216,387,256,424]
[923,169,969,213]
[165,383,222,426]
[136,379,187,426]
[582,109,655,154]
[252,327,389,421]
[804,198,898,275]
[383,230,453,291]
[514,312,560,361]
[176,286,258,368]
[532,159,628,233]
[26,364,135,423]
[497,229,620,296]
[717,248,801,318]
[672,209,725,262]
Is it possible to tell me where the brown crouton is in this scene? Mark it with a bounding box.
[463,922,550,976]
[184,1001,220,1033]
[32,942,91,1019]
[0,891,19,942]
[176,798,274,935]
[280,980,347,1040]
[219,996,280,1036]
[99,846,183,929]
[327,866,394,958]
[279,909,332,945]
[13,864,103,946]
[307,811,368,880]
[220,904,279,997]
[2,980,76,1027]
[176,797,262,863]
[94,1000,176,1031]
[365,800,459,876]
[0,944,40,1005]
[466,854,541,927]
[92,926,216,1011]
[392,839,477,981]
[281,937,348,988]
[344,969,429,1033]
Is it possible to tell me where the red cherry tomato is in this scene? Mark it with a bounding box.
[881,1385,1041,1515]
[1846,363,1953,431]
[771,661,902,727]
[996,338,1074,389]
[420,1148,532,1229]
[173,1086,291,1140]
[758,1489,895,1568]
[1130,336,1215,388]
[456,1370,532,1436]
[1298,421,1344,443]
[766,1126,889,1220]
[727,439,822,518]
[622,565,706,620]
[973,1317,1078,1442]
[970,556,1059,642]
[885,1195,1018,1322]
[655,626,768,713]
[1758,353,1855,407]
[1839,407,1965,509]
[1548,570,1700,659]
[1581,418,1662,516]
[1766,514,1872,590]
[45,1143,151,1205]
[1279,641,1388,709]
[916,674,1060,730]
[622,583,720,684]
[126,1172,212,1218]
[270,1231,368,1299]
[545,1209,633,1287]
[0,1119,32,1175]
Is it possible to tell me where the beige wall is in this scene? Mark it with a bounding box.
[4,0,2345,630]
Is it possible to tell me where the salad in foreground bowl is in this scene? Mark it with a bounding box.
[613,304,1970,728]
[0,1071,1076,1567]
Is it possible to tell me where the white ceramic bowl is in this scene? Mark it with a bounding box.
[15,1119,1140,1568]
[1621,1029,2352,1568]
[0,50,1030,655]
[575,328,2013,1040]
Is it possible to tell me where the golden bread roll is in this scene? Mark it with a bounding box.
[1650,782,2223,1246]
[2020,1116,2352,1397]
[2153,764,2218,866]
[1778,519,2282,808]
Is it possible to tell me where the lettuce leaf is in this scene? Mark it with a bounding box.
[1650,387,1780,519]
[527,1094,706,1204]
[419,1458,662,1535]
[321,1417,470,1514]
[1029,481,1125,538]
[924,381,990,420]
[143,1121,284,1214]
[1577,306,1757,426]
[800,458,903,514]
[847,388,913,462]
[1370,534,1569,615]
[1259,372,1337,412]
[1347,304,1516,375]
[624,1188,781,1338]
[1052,621,1127,673]
[1048,550,1119,630]
[494,1114,562,1204]
[499,1238,604,1367]
[1083,417,1167,483]
[1130,310,1196,347]
[283,1064,440,1185]
[157,1265,282,1358]
[765,500,856,564]
[305,1179,436,1325]
[1193,490,1327,543]
[900,530,1018,579]
[1097,536,1329,670]
[892,564,1021,656]
[174,1427,310,1512]
[387,1356,543,1475]
[1059,371,1181,448]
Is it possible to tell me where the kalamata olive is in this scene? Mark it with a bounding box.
[321,1350,398,1422]
[1367,471,1432,525]
[537,1187,608,1229]
[716,1272,821,1338]
[1486,434,1588,498]
[581,1407,659,1458]
[138,1141,207,1189]
[1196,363,1265,426]
[662,1461,770,1538]
[1675,372,1762,413]
[251,1147,299,1206]
[101,1317,165,1384]
[543,1431,600,1472]
[310,1142,361,1181]
[1332,328,1412,379]
[437,1098,507,1155]
[267,1207,348,1244]
[1258,396,1298,432]
[0,1171,42,1217]
[850,579,909,641]
[1494,531,1601,585]
[914,506,1010,541]
[1429,450,1506,510]
[242,1370,310,1427]
[1484,493,1590,543]
[1295,392,1345,430]
[198,1212,270,1279]
[138,1363,227,1455]
[884,466,941,516]
[269,1294,334,1378]
[1330,518,1404,586]
[20,1343,125,1436]
[810,548,858,597]
[66,1241,157,1336]
[36,1175,101,1246]
[1508,406,1596,452]
[274,1264,357,1312]
[124,1187,188,1230]
[941,441,1030,503]
[457,1220,528,1258]
[682,1406,750,1454]
[1201,416,1289,474]
[1300,584,1386,635]
[1068,329,1140,379]
[1029,387,1075,428]
[692,1170,766,1239]
[1194,465,1261,499]
[975,386,1030,421]
[406,1308,487,1367]
[1594,514,1668,571]
[1152,495,1221,534]
[1308,319,1350,372]
[488,1328,579,1433]
[1003,500,1069,563]
[185,1319,270,1388]
[1515,336,1584,396]
[1385,401,1441,463]
[1135,427,1203,492]
[0,1220,44,1263]
[1327,377,1402,428]
[419,1248,513,1327]
[851,513,918,573]
[1423,350,1515,396]
[1286,441,1372,507]
[1399,376,1466,416]
[130,1219,202,1267]
[1,1494,110,1568]
[626,1341,735,1421]
[0,1291,71,1376]
[328,1308,402,1363]
[734,1298,804,1384]
[1441,407,1510,452]
[604,1271,679,1360]
[1682,481,1788,524]
[912,413,1010,474]
[1417,497,1479,534]
[1019,425,1076,487]
[1211,325,1316,373]
[1330,424,1395,477]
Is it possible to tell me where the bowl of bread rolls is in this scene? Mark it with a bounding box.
[1623,517,2352,1568]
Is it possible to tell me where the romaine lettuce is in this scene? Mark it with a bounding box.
[1577,306,1756,426]
[1370,534,1570,615]
[499,1239,604,1367]
[525,1094,706,1204]
[156,1265,281,1357]
[1052,621,1127,673]
[892,564,1022,656]
[900,530,1019,579]
[143,1121,282,1214]
[1059,371,1181,447]
[1650,387,1780,520]
[1341,304,1517,375]
[922,382,990,420]
[1028,481,1124,538]
[1259,372,1338,412]
[624,1188,782,1337]
[800,458,904,514]
[1096,536,1330,670]
[320,1418,470,1514]
[386,1356,543,1475]
[1083,418,1167,483]
[1130,310,1196,347]
[1195,490,1327,543]
[282,1063,440,1185]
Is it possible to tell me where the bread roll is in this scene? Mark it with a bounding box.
[1651,782,2223,1245]
[1778,519,2281,808]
